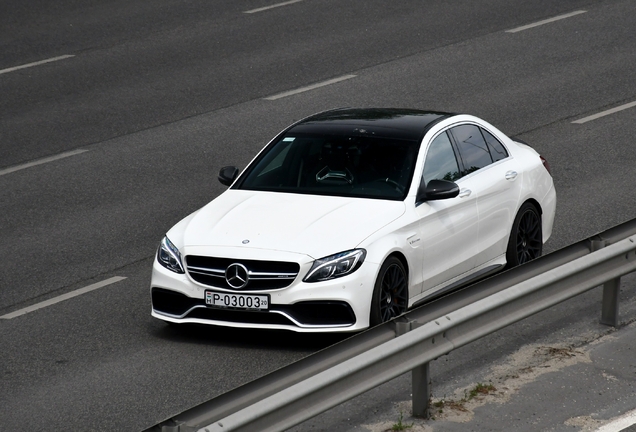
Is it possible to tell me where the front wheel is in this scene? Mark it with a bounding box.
[370,257,408,326]
[506,202,542,267]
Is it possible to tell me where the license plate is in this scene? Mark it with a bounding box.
[205,291,269,310]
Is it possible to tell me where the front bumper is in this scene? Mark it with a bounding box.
[150,256,379,332]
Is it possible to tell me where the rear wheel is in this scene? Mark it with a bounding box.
[506,202,542,267]
[370,257,408,326]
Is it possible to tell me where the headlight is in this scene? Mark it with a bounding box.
[303,249,366,283]
[157,236,185,274]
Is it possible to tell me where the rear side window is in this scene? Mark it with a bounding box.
[481,129,508,162]
[450,124,493,175]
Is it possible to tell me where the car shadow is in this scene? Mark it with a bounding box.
[149,320,353,352]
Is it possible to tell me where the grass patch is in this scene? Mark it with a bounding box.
[467,383,497,399]
[431,382,497,415]
[389,411,413,431]
[536,346,581,359]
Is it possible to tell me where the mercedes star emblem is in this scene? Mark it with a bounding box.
[225,263,249,289]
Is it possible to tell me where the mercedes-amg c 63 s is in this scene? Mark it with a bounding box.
[151,108,556,332]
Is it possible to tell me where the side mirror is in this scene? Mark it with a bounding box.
[218,166,239,186]
[416,179,460,203]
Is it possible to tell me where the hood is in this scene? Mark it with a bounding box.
[179,190,405,259]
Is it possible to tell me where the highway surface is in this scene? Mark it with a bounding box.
[1,0,635,430]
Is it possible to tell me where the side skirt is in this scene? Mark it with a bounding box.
[411,262,505,308]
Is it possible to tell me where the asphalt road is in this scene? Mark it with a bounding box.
[1,0,635,431]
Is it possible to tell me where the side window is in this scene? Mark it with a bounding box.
[451,124,493,175]
[422,132,461,184]
[481,128,509,162]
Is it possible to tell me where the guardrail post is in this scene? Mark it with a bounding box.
[406,321,431,418]
[394,317,413,336]
[412,361,431,418]
[395,318,432,418]
[589,236,606,253]
[589,236,621,327]
[600,278,620,327]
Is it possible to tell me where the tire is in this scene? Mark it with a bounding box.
[370,256,408,326]
[506,202,542,268]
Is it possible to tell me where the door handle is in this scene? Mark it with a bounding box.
[459,189,472,198]
[505,170,518,181]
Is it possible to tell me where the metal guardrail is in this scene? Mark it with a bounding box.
[146,218,636,432]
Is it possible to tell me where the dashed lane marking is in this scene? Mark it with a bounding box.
[594,407,636,431]
[0,277,127,319]
[506,10,587,33]
[0,149,88,177]
[244,0,304,14]
[572,101,636,124]
[264,75,357,100]
[0,54,75,75]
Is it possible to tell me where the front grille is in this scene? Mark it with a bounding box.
[185,255,300,290]
[151,288,356,327]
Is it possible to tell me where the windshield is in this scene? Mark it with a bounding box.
[235,133,420,200]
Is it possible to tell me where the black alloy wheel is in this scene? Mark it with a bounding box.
[506,202,542,267]
[370,257,408,326]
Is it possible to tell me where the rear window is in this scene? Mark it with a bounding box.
[481,129,509,162]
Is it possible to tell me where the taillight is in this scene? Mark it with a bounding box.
[540,155,551,175]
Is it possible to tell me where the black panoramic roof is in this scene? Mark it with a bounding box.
[287,108,454,141]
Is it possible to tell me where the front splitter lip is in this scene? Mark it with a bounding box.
[151,308,359,331]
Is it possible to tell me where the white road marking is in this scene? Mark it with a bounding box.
[0,54,75,75]
[0,149,88,177]
[594,407,636,432]
[244,0,304,14]
[506,10,587,33]
[0,277,127,320]
[572,101,636,124]
[264,75,357,100]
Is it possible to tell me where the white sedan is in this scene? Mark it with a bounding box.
[150,108,556,332]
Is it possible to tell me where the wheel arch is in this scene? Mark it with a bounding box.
[385,251,410,279]
[369,252,410,326]
[508,197,543,245]
[505,198,544,268]
[523,197,542,216]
